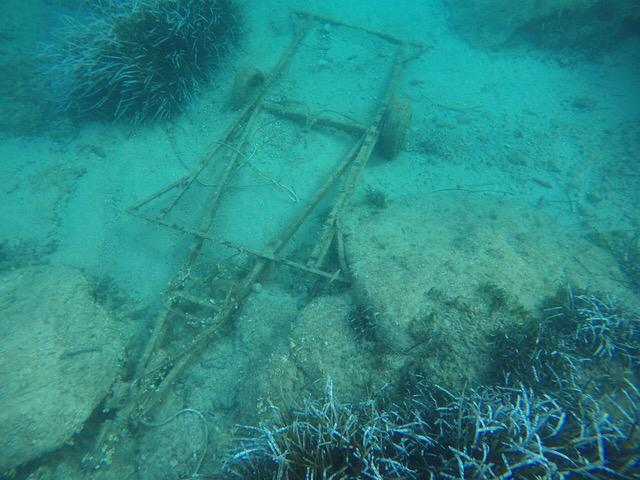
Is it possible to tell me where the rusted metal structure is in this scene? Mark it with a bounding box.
[101,10,428,454]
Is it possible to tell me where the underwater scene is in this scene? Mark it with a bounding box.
[1,0,639,478]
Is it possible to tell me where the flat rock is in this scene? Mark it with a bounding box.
[256,295,378,408]
[343,192,634,387]
[289,295,376,399]
[0,266,123,471]
[444,0,638,49]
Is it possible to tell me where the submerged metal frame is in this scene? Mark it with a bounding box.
[99,10,429,462]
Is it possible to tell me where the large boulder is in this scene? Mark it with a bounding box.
[343,192,634,388]
[0,266,123,471]
[286,295,377,400]
[253,294,378,408]
[444,0,640,51]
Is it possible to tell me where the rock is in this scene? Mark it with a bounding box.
[255,295,378,411]
[288,295,376,400]
[444,0,640,51]
[0,266,123,471]
[342,192,634,388]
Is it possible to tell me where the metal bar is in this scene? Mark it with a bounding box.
[335,216,349,280]
[185,109,259,266]
[308,46,405,269]
[127,175,188,213]
[139,214,348,283]
[270,134,363,254]
[294,9,431,50]
[261,101,366,135]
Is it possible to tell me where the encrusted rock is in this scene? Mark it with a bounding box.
[0,265,123,471]
[343,192,634,387]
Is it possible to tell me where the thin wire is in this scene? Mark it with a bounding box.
[140,408,209,476]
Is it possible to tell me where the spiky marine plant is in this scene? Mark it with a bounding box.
[224,380,640,479]
[224,289,640,479]
[417,382,640,479]
[492,288,640,389]
[53,0,241,122]
[224,380,428,479]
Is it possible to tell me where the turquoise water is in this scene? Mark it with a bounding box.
[1,1,639,478]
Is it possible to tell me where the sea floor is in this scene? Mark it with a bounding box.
[0,0,639,478]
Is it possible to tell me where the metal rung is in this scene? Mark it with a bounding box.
[172,291,221,313]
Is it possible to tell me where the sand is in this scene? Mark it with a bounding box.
[0,0,638,478]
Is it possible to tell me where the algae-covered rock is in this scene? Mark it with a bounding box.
[444,0,640,51]
[0,266,123,471]
[288,295,376,399]
[342,192,633,388]
[255,295,378,409]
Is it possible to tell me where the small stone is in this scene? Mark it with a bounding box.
[317,58,330,70]
[252,282,263,293]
